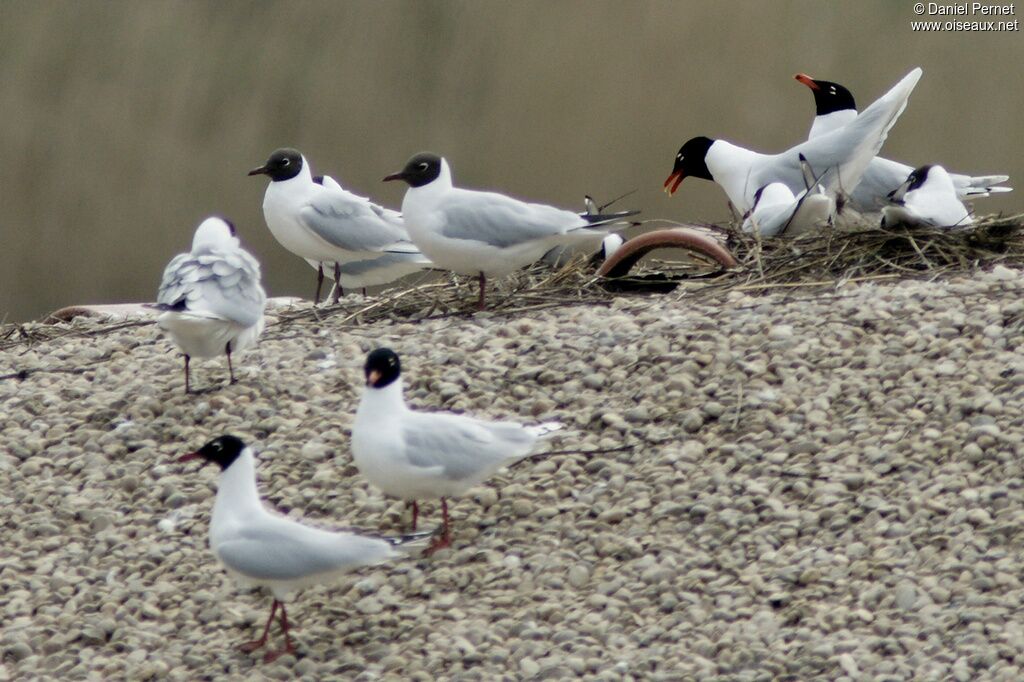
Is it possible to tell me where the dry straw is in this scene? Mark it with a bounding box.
[2,214,1023,357]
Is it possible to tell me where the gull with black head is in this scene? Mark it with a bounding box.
[664,68,923,215]
[249,148,430,303]
[179,435,431,663]
[154,217,265,393]
[352,348,563,553]
[794,72,1011,210]
[881,164,973,228]
[383,153,635,309]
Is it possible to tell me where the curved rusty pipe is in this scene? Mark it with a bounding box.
[596,228,737,279]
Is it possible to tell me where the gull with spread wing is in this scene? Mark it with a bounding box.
[664,67,924,215]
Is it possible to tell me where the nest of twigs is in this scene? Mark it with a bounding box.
[720,213,1024,289]
[3,214,1023,354]
[614,213,1024,299]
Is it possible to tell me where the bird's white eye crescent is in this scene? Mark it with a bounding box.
[417,162,428,171]
[677,153,683,161]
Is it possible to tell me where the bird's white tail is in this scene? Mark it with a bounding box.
[527,421,565,439]
[960,174,1012,198]
[384,529,438,555]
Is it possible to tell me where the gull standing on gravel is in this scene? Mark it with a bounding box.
[881,164,973,228]
[179,435,431,663]
[794,72,1012,210]
[383,153,634,309]
[249,148,430,303]
[664,67,923,214]
[312,174,429,298]
[352,348,563,553]
[155,217,266,393]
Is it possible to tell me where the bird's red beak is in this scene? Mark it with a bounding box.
[366,370,381,387]
[179,451,201,462]
[382,172,405,183]
[663,171,684,196]
[794,73,819,91]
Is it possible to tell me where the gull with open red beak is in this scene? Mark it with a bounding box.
[663,67,923,214]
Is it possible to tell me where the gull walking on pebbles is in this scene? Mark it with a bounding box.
[179,435,431,663]
[352,348,563,553]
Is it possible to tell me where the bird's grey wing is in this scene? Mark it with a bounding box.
[849,157,916,210]
[762,68,922,202]
[158,249,265,326]
[401,412,534,481]
[438,190,591,249]
[338,251,430,277]
[216,520,396,582]
[300,190,409,253]
[156,253,193,305]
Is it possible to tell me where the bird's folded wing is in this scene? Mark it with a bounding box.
[401,412,534,481]
[157,250,265,327]
[438,190,591,249]
[301,191,410,253]
[216,521,395,582]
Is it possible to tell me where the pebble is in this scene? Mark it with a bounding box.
[1,275,1022,680]
[568,565,590,588]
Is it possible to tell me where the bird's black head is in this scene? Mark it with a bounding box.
[906,165,934,192]
[664,136,715,195]
[248,148,303,182]
[794,74,857,116]
[887,165,934,203]
[210,215,237,236]
[382,152,443,188]
[364,348,402,388]
[179,435,247,470]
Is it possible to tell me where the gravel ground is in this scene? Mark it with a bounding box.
[2,269,1024,681]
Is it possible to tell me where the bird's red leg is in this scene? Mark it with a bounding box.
[226,342,236,384]
[477,272,486,311]
[239,599,278,653]
[332,263,343,304]
[425,498,452,555]
[184,355,192,394]
[315,264,324,304]
[262,601,297,663]
[409,500,419,532]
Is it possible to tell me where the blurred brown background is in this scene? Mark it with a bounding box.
[1,1,1021,321]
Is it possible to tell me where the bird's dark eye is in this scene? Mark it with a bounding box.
[417,162,428,171]
[282,159,290,166]
[212,443,222,453]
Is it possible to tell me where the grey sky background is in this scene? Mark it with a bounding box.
[2,1,1021,321]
